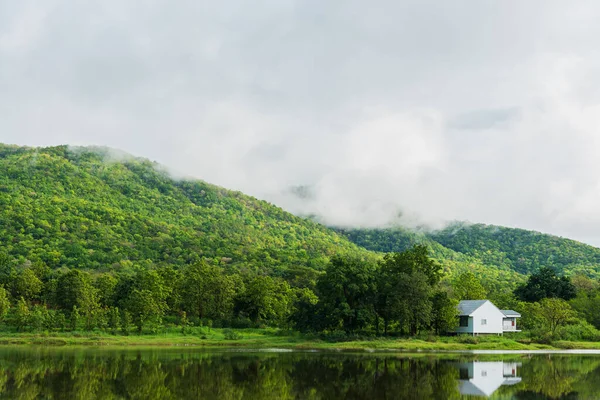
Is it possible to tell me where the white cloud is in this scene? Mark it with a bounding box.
[2,1,600,245]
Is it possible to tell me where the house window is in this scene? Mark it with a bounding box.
[459,316,469,327]
[481,319,487,325]
[481,371,487,377]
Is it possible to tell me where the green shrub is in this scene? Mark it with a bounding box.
[425,335,439,343]
[456,335,479,344]
[556,321,600,341]
[223,329,243,340]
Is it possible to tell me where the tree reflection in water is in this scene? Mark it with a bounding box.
[0,349,597,399]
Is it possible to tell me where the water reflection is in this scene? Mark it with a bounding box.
[0,348,596,399]
[456,361,522,397]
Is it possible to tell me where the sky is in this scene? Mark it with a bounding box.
[2,1,600,245]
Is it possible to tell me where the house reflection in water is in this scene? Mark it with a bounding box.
[455,361,522,397]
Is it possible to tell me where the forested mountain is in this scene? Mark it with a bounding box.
[334,227,526,292]
[0,144,372,275]
[337,223,600,278]
[3,143,600,336]
[430,222,600,276]
[2,143,599,284]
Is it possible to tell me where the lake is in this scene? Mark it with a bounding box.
[0,348,598,399]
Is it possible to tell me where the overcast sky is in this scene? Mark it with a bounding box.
[2,1,600,245]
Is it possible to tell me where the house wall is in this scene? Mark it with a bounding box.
[470,302,504,334]
[455,316,474,334]
[503,317,519,331]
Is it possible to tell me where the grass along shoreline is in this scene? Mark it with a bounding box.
[0,329,598,351]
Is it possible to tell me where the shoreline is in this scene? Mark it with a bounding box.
[0,332,599,351]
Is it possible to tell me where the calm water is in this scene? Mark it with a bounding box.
[0,348,598,399]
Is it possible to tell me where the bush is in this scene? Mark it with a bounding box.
[425,335,439,343]
[456,335,479,344]
[223,329,243,340]
[556,321,600,341]
[532,332,553,345]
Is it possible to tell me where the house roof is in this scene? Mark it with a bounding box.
[457,300,488,316]
[501,310,521,317]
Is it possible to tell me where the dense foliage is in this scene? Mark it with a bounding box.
[514,266,577,302]
[338,223,600,281]
[430,222,600,277]
[0,144,372,274]
[336,227,527,296]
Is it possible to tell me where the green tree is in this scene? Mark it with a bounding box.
[12,268,43,302]
[14,297,30,331]
[571,291,600,329]
[514,267,577,302]
[236,275,293,326]
[120,309,132,335]
[94,273,118,308]
[452,272,487,300]
[0,252,14,288]
[29,305,45,331]
[56,270,99,330]
[375,246,441,335]
[179,262,236,320]
[289,288,319,332]
[316,256,377,333]
[180,311,190,334]
[430,291,458,335]
[108,307,120,335]
[123,269,169,333]
[126,289,165,333]
[0,286,10,321]
[70,306,80,331]
[397,272,433,335]
[379,245,443,286]
[539,298,576,335]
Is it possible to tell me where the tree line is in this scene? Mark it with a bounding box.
[1,244,599,341]
[0,245,462,335]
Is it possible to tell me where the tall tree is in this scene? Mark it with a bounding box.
[236,275,292,326]
[94,273,118,308]
[55,269,100,330]
[316,255,377,333]
[379,245,443,286]
[398,272,433,335]
[12,268,43,302]
[179,262,236,321]
[14,297,30,331]
[375,246,441,335]
[452,272,487,300]
[539,298,575,335]
[124,269,169,333]
[430,291,458,335]
[0,286,10,321]
[514,267,577,302]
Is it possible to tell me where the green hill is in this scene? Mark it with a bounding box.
[2,143,599,287]
[336,223,600,279]
[334,226,527,292]
[0,144,372,275]
[429,222,600,277]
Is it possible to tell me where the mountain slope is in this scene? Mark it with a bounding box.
[334,226,527,291]
[0,144,372,273]
[429,222,600,277]
[337,223,600,279]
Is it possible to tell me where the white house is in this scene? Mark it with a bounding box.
[455,300,521,335]
[456,361,522,397]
